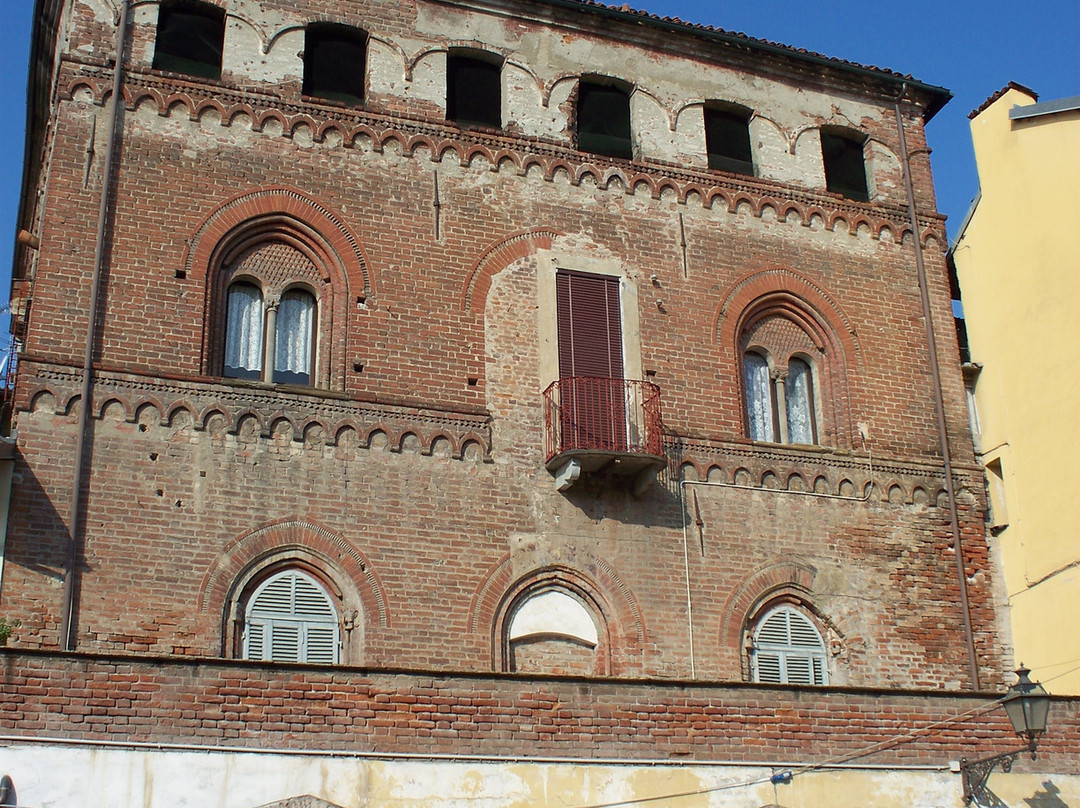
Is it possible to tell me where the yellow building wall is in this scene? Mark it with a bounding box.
[952,86,1080,694]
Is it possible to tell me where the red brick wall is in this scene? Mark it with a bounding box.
[2,650,1076,771]
[4,0,995,699]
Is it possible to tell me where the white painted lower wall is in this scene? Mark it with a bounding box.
[5,739,1075,808]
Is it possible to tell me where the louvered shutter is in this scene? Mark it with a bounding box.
[245,621,265,659]
[751,607,827,685]
[271,623,301,662]
[305,626,339,664]
[754,652,783,684]
[243,570,340,664]
[556,270,626,451]
[556,270,622,380]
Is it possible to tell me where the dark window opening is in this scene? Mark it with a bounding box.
[152,0,226,80]
[303,24,367,106]
[705,104,753,175]
[947,253,971,363]
[577,78,633,160]
[447,51,502,129]
[821,129,869,201]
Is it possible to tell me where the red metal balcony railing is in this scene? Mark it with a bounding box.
[543,377,663,464]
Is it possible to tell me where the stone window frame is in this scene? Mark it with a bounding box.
[535,250,642,393]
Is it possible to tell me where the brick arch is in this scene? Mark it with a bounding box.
[198,518,389,657]
[461,227,564,315]
[468,556,646,674]
[715,267,859,360]
[719,560,818,651]
[183,186,372,292]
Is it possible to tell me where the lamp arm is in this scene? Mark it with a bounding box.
[959,740,1038,805]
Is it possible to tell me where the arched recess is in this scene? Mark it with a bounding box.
[183,187,373,389]
[715,267,860,449]
[461,227,564,315]
[494,569,613,676]
[469,557,646,675]
[198,518,388,663]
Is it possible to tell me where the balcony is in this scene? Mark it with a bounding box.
[543,377,665,494]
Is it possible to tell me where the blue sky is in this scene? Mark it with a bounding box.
[1,1,1077,332]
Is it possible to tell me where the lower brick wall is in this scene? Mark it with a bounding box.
[1,649,1076,771]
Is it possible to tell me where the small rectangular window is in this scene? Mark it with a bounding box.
[577,78,633,160]
[447,52,502,129]
[303,24,367,106]
[705,105,753,175]
[152,0,226,81]
[821,129,869,201]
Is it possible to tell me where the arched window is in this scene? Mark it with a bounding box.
[152,0,226,80]
[506,588,600,675]
[303,23,367,106]
[447,50,503,129]
[739,304,827,445]
[821,127,869,201]
[704,102,754,176]
[243,569,340,664]
[221,275,318,387]
[750,605,828,685]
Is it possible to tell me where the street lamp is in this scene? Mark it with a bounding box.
[960,666,1051,805]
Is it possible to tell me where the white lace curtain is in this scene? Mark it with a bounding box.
[224,283,263,378]
[744,351,774,442]
[785,358,815,444]
[275,289,315,383]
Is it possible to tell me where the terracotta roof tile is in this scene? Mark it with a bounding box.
[564,0,932,85]
[968,81,1038,119]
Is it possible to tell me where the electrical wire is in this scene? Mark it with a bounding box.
[564,773,777,808]
[563,693,1007,808]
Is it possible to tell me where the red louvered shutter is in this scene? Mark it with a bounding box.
[556,270,626,452]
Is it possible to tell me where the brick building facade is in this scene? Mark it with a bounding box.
[1,1,1075,806]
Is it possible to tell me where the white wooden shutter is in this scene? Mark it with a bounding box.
[751,607,827,685]
[243,570,340,664]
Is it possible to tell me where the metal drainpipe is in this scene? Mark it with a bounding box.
[893,85,980,690]
[60,0,131,651]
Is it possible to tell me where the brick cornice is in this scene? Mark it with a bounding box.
[17,360,493,462]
